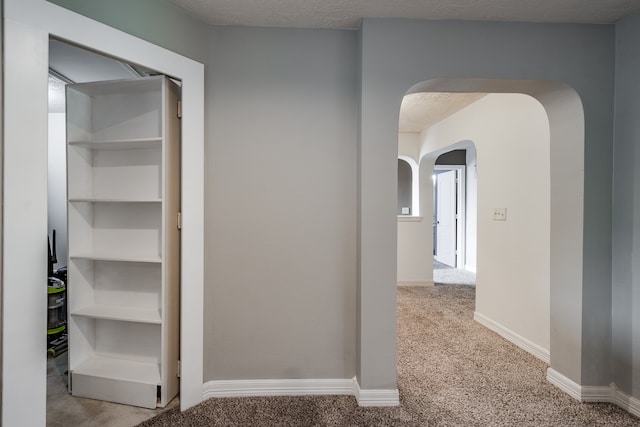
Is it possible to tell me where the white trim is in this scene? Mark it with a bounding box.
[202,377,400,407]
[203,378,354,399]
[474,311,550,363]
[434,165,465,269]
[464,264,476,273]
[353,378,400,407]
[4,1,204,423]
[613,384,640,418]
[547,369,640,417]
[546,368,584,401]
[580,385,615,402]
[546,368,613,402]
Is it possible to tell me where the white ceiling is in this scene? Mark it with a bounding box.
[168,0,640,29]
[400,93,486,133]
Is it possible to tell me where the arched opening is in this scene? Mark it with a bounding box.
[397,158,414,216]
[394,79,584,384]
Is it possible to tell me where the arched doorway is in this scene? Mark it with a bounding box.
[405,92,551,362]
[401,78,584,385]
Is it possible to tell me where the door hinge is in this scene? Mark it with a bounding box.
[177,360,181,378]
[177,212,182,230]
[177,101,182,119]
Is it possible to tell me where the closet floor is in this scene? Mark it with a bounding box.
[46,354,177,427]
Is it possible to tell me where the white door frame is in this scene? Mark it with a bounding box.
[434,165,465,269]
[3,1,204,425]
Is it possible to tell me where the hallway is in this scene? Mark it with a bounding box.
[433,259,476,286]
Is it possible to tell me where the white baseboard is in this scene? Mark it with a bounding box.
[464,264,476,273]
[547,368,640,417]
[202,377,400,407]
[546,368,612,402]
[397,281,434,287]
[353,378,400,406]
[473,311,550,363]
[203,378,354,399]
[612,384,640,418]
[546,368,584,401]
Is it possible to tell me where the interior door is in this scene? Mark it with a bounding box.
[436,170,457,267]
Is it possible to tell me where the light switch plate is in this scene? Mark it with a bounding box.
[493,208,507,221]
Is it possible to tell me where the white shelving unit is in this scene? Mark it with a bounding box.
[66,76,181,409]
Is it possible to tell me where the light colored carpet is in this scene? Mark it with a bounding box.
[138,285,639,426]
[433,260,476,285]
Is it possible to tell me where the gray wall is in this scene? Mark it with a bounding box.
[43,0,360,384]
[358,18,614,388]
[47,0,209,63]
[397,159,412,214]
[0,2,3,417]
[612,11,640,399]
[38,1,634,399]
[204,26,358,380]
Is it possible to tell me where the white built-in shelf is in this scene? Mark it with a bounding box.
[71,305,161,324]
[69,198,162,203]
[67,75,180,408]
[73,355,161,385]
[70,254,162,264]
[68,137,162,150]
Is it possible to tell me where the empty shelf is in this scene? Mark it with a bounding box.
[69,198,162,203]
[68,137,162,150]
[71,304,161,324]
[73,355,160,385]
[70,254,162,263]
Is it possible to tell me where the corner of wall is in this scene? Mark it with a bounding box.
[546,368,640,417]
[352,377,400,407]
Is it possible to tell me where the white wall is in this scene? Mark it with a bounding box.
[465,146,478,272]
[398,132,420,162]
[397,133,431,283]
[418,93,551,355]
[48,113,67,269]
[397,217,432,283]
[397,139,478,281]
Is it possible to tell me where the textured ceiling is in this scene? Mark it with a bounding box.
[167,0,640,29]
[399,93,486,133]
